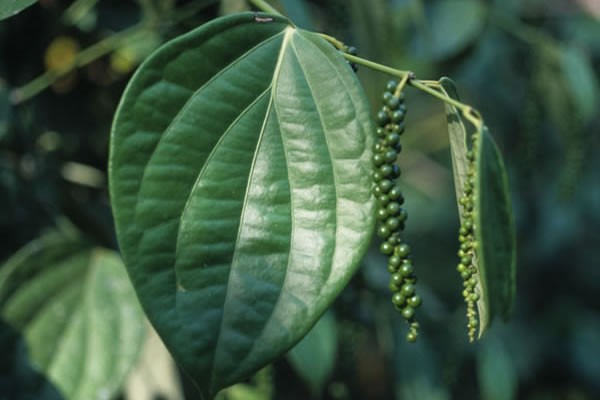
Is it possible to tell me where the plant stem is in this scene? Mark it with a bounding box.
[342,53,412,80]
[246,0,486,128]
[11,23,146,104]
[248,0,282,16]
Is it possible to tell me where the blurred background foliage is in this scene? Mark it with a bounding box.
[0,0,599,399]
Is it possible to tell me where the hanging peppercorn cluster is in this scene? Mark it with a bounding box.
[373,79,421,343]
[456,128,482,341]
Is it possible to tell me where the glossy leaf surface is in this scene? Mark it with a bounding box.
[109,12,375,398]
[440,78,516,337]
[0,234,145,400]
[0,0,37,20]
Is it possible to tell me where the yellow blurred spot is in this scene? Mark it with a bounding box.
[44,36,80,72]
[110,47,137,74]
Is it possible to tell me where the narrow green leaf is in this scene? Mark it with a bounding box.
[0,234,146,400]
[439,77,469,215]
[0,0,37,20]
[474,127,517,324]
[109,12,375,398]
[287,311,337,395]
[439,78,516,337]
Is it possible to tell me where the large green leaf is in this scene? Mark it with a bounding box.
[0,233,145,400]
[0,0,37,20]
[109,12,375,398]
[439,78,516,337]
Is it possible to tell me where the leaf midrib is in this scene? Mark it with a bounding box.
[207,26,295,392]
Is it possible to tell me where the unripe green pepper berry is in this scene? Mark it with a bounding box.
[400,262,414,277]
[406,331,417,342]
[401,306,415,320]
[373,153,385,166]
[380,241,394,255]
[392,292,405,306]
[380,164,393,177]
[401,283,415,296]
[391,109,405,123]
[389,255,402,267]
[385,132,400,146]
[377,225,392,239]
[407,295,422,308]
[397,244,410,258]
[386,217,401,231]
[376,110,390,125]
[390,272,403,287]
[386,80,398,91]
[386,202,401,216]
[382,91,394,103]
[378,195,390,206]
[379,179,393,193]
[388,187,404,202]
[387,95,401,110]
[384,149,398,163]
[376,208,388,220]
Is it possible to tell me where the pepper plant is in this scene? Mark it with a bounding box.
[0,0,516,399]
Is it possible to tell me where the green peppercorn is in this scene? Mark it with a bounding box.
[376,110,390,125]
[380,241,394,255]
[392,123,405,135]
[378,195,390,206]
[401,306,415,320]
[391,109,405,123]
[384,149,398,163]
[400,262,414,277]
[382,91,394,103]
[392,292,405,306]
[376,208,388,221]
[379,179,393,193]
[380,163,393,175]
[385,132,400,146]
[387,95,401,110]
[389,255,402,267]
[373,185,382,196]
[376,127,386,138]
[388,186,404,202]
[398,243,410,258]
[401,283,415,296]
[377,225,391,239]
[385,217,400,231]
[387,202,401,216]
[391,272,403,286]
[373,171,383,182]
[373,153,385,166]
[407,295,422,308]
[406,331,417,343]
[386,80,398,92]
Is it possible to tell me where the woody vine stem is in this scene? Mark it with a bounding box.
[249,0,484,131]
